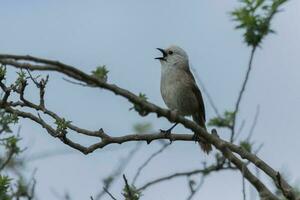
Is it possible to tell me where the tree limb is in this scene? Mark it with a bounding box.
[0,54,297,199]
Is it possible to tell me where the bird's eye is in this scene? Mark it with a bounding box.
[168,50,173,55]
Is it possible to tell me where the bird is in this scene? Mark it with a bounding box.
[155,45,212,154]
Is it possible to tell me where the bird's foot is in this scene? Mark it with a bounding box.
[160,123,178,143]
[160,128,172,136]
[192,133,201,143]
[160,128,174,144]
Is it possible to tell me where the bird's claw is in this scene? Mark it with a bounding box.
[160,129,173,144]
[160,129,172,136]
[192,133,201,143]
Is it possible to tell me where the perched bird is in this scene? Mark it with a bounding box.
[155,45,212,154]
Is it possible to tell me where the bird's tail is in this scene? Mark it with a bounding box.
[192,114,212,154]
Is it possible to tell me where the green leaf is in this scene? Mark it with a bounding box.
[0,111,19,133]
[231,0,288,46]
[208,111,235,128]
[0,65,6,81]
[0,175,12,200]
[91,65,109,82]
[15,70,27,86]
[122,184,141,200]
[133,122,152,134]
[2,136,21,154]
[239,140,252,152]
[55,118,71,134]
[130,93,149,116]
[15,178,29,197]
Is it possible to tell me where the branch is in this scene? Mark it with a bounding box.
[102,187,117,200]
[123,174,135,200]
[242,165,247,200]
[191,67,220,117]
[0,54,296,199]
[231,47,256,141]
[246,105,260,141]
[95,143,142,200]
[132,143,170,184]
[186,175,205,200]
[0,148,15,171]
[138,164,231,191]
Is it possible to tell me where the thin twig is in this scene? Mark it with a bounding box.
[123,174,134,199]
[132,143,170,184]
[246,105,260,141]
[186,175,205,200]
[242,164,247,200]
[103,187,117,200]
[231,47,257,141]
[0,149,15,171]
[26,69,41,87]
[138,164,232,191]
[94,143,142,200]
[234,120,246,141]
[191,66,220,117]
[63,77,90,87]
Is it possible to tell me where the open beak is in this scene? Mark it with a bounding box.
[155,48,167,61]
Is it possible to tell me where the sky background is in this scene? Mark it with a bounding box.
[0,0,300,199]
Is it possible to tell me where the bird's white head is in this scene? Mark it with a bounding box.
[155,45,189,70]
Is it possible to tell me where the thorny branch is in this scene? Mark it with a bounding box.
[0,55,298,200]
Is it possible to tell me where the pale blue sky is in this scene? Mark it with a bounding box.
[0,1,300,199]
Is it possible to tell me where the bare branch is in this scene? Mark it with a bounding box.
[186,175,205,200]
[246,105,260,141]
[0,148,15,171]
[191,67,220,117]
[231,47,256,141]
[95,143,142,200]
[242,165,247,200]
[138,163,231,191]
[102,188,117,200]
[234,119,246,140]
[62,77,90,87]
[132,143,170,184]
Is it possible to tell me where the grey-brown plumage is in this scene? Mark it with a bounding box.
[156,45,212,154]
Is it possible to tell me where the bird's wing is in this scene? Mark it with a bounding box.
[185,68,206,122]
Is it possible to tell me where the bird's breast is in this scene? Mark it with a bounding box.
[160,67,198,115]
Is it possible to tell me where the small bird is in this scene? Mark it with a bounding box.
[155,45,212,154]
